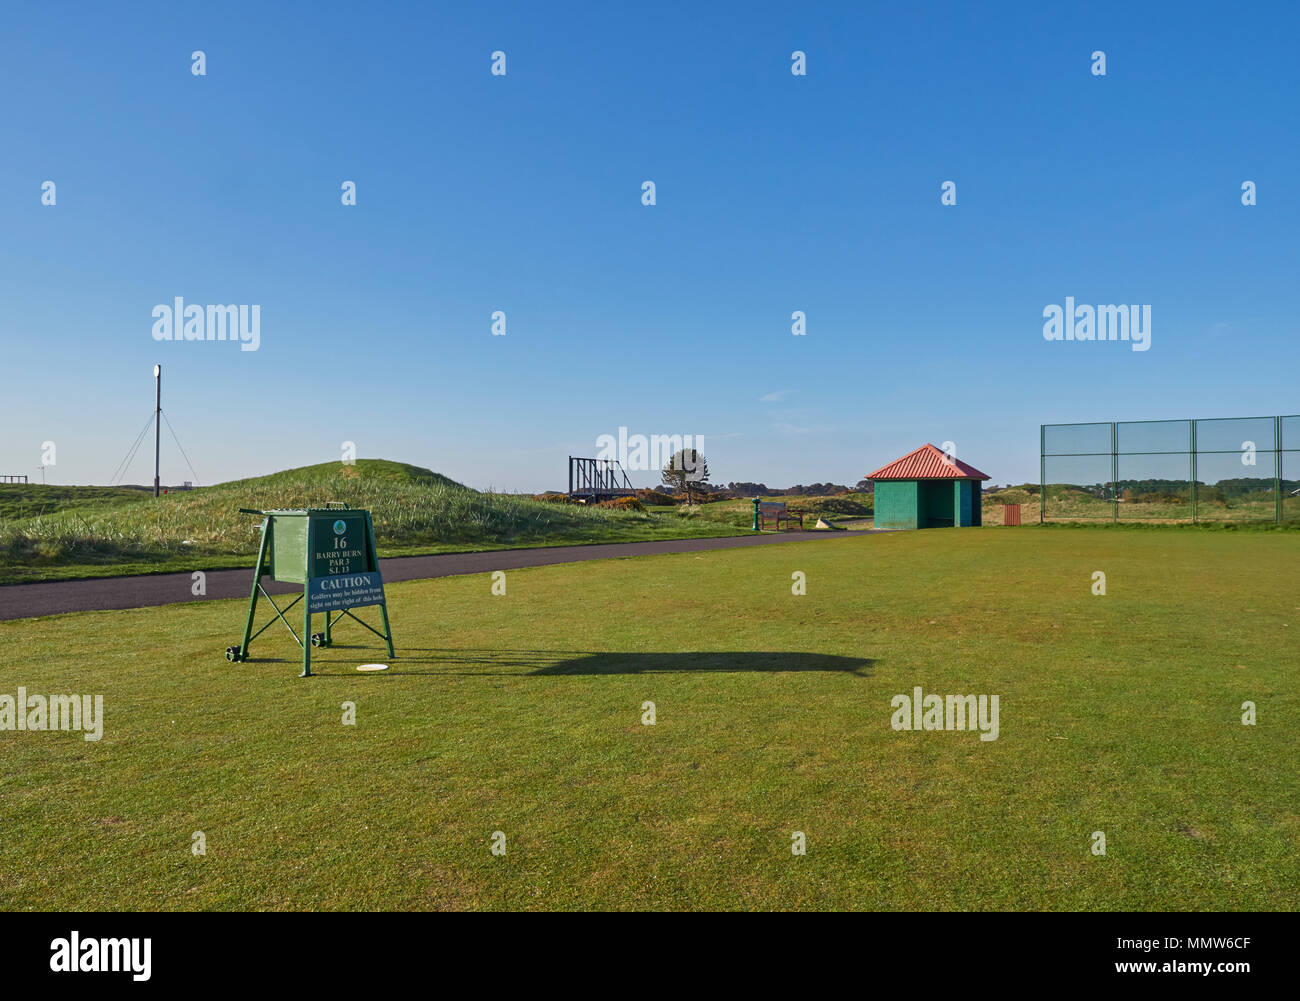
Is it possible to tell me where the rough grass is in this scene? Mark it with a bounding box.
[982,487,1300,527]
[2,527,1296,910]
[658,493,874,529]
[0,484,152,521]
[0,460,749,583]
[1033,487,1300,525]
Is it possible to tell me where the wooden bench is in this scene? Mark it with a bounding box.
[758,500,803,531]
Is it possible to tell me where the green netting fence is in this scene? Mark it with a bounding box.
[1040,416,1300,524]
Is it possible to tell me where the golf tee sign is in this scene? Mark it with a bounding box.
[226,505,395,677]
[307,513,387,614]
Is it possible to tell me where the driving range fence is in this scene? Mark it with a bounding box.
[1040,416,1300,525]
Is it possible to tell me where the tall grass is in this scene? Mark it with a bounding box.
[981,484,1300,525]
[0,484,151,521]
[0,460,661,566]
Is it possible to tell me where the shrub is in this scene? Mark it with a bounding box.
[987,488,1033,507]
[800,496,871,517]
[595,496,645,511]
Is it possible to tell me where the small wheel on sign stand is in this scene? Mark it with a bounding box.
[225,646,242,662]
[311,632,327,648]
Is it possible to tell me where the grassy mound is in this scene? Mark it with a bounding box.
[0,460,748,582]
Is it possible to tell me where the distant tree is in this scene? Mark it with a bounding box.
[783,483,850,496]
[662,449,710,505]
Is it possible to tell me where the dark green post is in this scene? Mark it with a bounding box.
[1039,425,1045,523]
[1111,422,1119,524]
[1190,419,1198,523]
[1276,416,1283,525]
[301,524,313,678]
[752,497,761,531]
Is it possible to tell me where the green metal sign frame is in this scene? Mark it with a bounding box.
[225,504,395,677]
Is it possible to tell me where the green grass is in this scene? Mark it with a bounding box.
[983,486,1300,527]
[1038,486,1300,525]
[3,526,1296,910]
[0,483,152,521]
[0,459,749,583]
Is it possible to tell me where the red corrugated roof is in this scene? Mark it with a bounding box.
[867,444,990,481]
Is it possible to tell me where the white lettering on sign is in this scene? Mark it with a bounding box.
[320,575,374,589]
[307,572,387,614]
[314,546,364,572]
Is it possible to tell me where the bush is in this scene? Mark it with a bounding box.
[986,488,1033,507]
[799,495,871,516]
[595,496,645,511]
[636,489,678,506]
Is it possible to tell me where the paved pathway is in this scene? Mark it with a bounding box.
[0,530,872,621]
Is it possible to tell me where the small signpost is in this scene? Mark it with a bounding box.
[226,504,395,677]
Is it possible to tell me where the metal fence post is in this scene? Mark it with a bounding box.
[1039,425,1045,523]
[1276,416,1283,525]
[1111,422,1119,524]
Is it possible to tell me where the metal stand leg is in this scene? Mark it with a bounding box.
[379,602,395,658]
[302,600,313,678]
[238,521,271,661]
[366,514,395,658]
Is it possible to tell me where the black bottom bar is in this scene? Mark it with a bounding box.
[1,911,1294,988]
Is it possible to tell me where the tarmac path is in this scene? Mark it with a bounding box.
[0,530,872,621]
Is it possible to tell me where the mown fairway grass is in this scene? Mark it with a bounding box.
[2,527,1297,910]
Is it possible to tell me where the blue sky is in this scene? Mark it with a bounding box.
[1,1,1296,491]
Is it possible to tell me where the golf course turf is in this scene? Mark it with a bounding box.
[3,526,1296,910]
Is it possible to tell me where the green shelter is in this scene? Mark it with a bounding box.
[867,444,990,529]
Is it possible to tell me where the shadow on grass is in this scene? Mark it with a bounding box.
[262,647,873,677]
[531,651,873,676]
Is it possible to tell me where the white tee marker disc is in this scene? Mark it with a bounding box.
[356,663,389,672]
